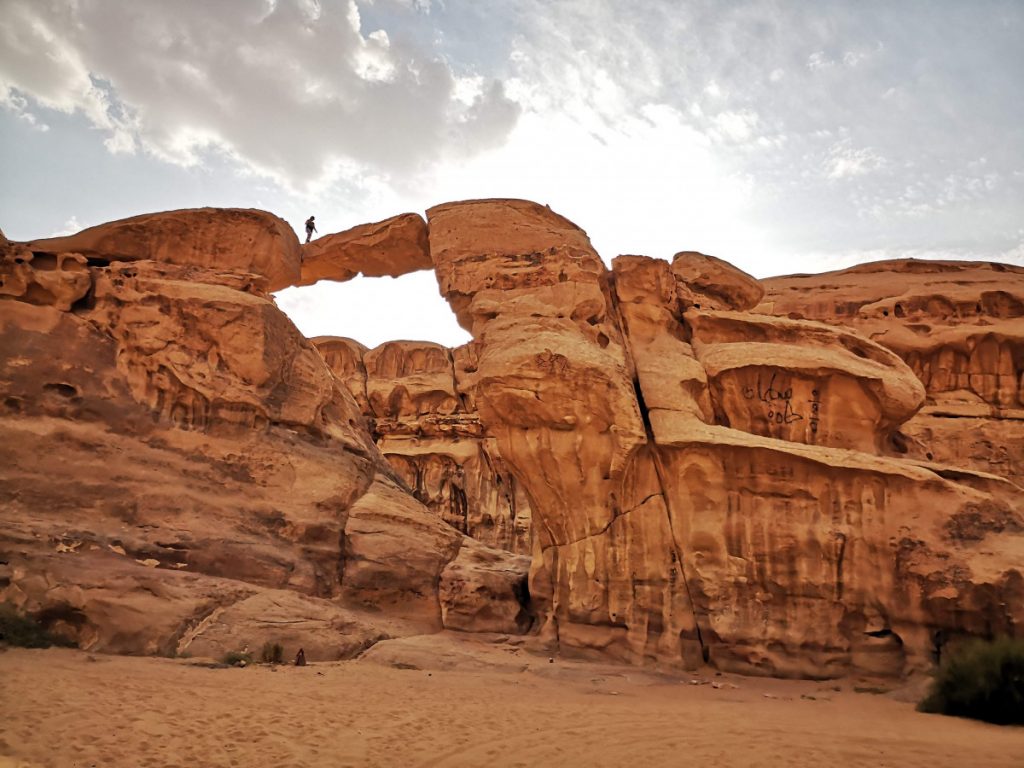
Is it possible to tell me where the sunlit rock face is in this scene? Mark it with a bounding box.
[296,213,431,287]
[424,200,1023,678]
[0,212,528,658]
[24,208,302,292]
[759,260,1024,489]
[313,336,533,555]
[1,202,1021,679]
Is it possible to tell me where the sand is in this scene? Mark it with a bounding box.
[2,634,1022,768]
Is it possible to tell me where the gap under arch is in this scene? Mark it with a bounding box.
[274,270,472,349]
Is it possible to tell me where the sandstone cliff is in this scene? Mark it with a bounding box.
[313,337,532,555]
[2,202,1021,681]
[759,261,1024,489]
[0,212,529,660]
[424,200,1022,678]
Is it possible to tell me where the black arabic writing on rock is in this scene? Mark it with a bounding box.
[743,372,804,425]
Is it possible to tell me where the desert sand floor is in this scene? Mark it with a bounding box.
[2,635,1022,768]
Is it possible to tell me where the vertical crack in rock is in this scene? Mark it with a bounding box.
[641,388,710,662]
[834,531,848,600]
[608,271,709,662]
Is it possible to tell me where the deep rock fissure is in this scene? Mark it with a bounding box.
[635,376,710,663]
[608,269,710,663]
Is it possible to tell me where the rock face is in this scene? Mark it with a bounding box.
[2,201,1021,680]
[297,213,431,287]
[425,200,1023,678]
[26,208,302,292]
[313,336,533,554]
[0,216,528,659]
[759,260,1024,489]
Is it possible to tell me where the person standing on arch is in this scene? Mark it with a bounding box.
[304,215,317,244]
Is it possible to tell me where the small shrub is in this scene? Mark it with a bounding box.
[0,604,74,649]
[220,650,253,667]
[919,636,1024,725]
[260,642,284,664]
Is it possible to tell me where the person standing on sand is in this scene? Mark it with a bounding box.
[304,216,317,244]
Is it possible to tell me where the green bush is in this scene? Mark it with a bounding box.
[0,604,74,649]
[220,650,253,667]
[260,642,284,664]
[919,636,1024,725]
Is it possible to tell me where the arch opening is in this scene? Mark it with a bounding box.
[274,271,471,349]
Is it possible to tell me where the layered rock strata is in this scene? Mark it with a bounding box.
[425,200,1023,678]
[0,217,529,658]
[24,208,302,292]
[760,261,1024,488]
[3,202,1021,682]
[313,336,532,555]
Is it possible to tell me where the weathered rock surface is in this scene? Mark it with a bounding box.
[0,223,528,659]
[313,336,533,554]
[671,251,764,311]
[426,200,1023,678]
[297,213,430,287]
[3,202,1021,682]
[25,208,301,291]
[760,260,1024,488]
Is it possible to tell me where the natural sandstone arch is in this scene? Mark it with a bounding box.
[295,212,432,287]
[3,200,1021,678]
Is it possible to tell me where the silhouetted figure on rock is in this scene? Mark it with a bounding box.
[304,216,317,244]
[295,648,307,667]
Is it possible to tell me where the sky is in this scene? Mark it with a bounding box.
[2,0,1022,348]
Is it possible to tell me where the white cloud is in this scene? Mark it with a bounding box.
[0,0,520,189]
[826,140,885,179]
[807,51,834,71]
[3,0,1022,345]
[274,270,470,348]
[49,215,82,237]
[711,110,759,143]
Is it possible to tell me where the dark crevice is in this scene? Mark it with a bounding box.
[512,574,535,633]
[631,375,709,662]
[834,532,847,600]
[608,270,710,664]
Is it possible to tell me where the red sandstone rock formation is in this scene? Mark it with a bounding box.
[2,201,1021,680]
[760,261,1024,488]
[426,200,1023,677]
[297,213,431,287]
[26,208,302,291]
[313,337,533,554]
[0,216,527,658]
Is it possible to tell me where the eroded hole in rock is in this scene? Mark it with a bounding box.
[513,574,534,632]
[890,431,909,454]
[29,252,58,270]
[44,383,79,399]
[864,628,896,638]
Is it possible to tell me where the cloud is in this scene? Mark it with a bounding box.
[2,0,1022,307]
[826,140,885,180]
[0,0,521,189]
